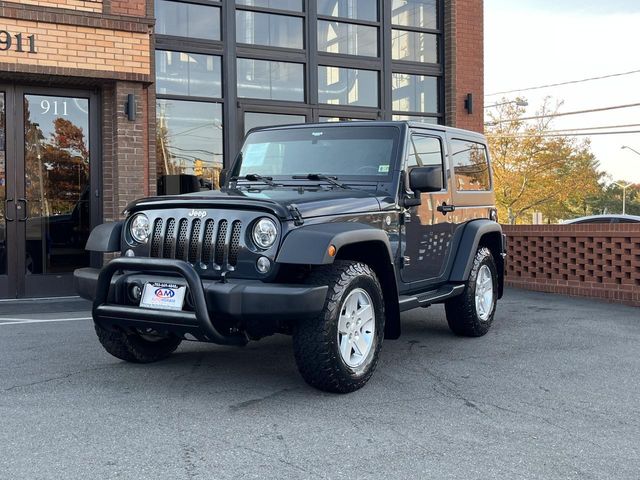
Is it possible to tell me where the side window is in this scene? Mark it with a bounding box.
[450,139,491,191]
[407,134,444,168]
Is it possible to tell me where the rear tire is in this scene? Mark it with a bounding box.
[445,247,498,337]
[293,261,385,393]
[94,322,182,363]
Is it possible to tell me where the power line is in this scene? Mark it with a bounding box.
[487,102,640,124]
[544,123,640,133]
[492,130,640,138]
[485,68,640,97]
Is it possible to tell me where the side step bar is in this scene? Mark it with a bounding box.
[398,284,465,312]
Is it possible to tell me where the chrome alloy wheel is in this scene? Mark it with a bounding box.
[337,288,375,368]
[475,264,494,321]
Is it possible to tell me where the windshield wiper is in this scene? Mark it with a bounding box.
[231,173,278,187]
[291,173,351,190]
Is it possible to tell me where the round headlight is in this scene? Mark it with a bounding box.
[252,218,278,249]
[130,213,151,244]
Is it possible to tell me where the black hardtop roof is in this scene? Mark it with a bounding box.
[246,120,487,142]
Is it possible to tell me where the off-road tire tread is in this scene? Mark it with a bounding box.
[293,260,384,393]
[445,247,497,337]
[94,322,181,363]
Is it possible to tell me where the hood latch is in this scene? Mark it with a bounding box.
[288,204,304,226]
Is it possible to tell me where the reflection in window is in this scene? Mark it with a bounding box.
[408,135,443,168]
[236,0,302,11]
[392,30,437,63]
[392,73,438,113]
[393,114,439,124]
[155,0,220,40]
[156,51,222,98]
[23,95,91,274]
[318,66,378,107]
[450,139,491,191]
[244,112,306,134]
[318,21,378,57]
[319,117,373,122]
[237,58,304,102]
[391,0,437,29]
[236,11,304,49]
[318,0,378,21]
[156,100,223,192]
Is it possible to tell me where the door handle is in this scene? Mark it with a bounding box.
[437,203,456,214]
[5,198,15,221]
[17,198,28,222]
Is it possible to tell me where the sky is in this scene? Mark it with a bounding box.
[485,0,640,183]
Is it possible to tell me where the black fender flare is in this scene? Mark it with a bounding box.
[85,221,123,252]
[276,222,394,265]
[449,219,505,282]
[276,223,401,339]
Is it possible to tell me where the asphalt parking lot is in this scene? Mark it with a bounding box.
[0,289,638,480]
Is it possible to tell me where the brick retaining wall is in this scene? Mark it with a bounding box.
[503,224,640,307]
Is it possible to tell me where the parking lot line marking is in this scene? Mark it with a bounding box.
[0,317,91,326]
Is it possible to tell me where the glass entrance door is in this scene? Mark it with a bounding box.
[0,86,98,298]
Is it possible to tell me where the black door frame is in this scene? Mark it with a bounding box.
[0,83,101,298]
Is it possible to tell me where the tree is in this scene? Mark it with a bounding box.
[486,98,603,224]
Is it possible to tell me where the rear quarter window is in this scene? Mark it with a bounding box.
[450,139,491,191]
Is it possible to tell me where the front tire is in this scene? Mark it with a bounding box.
[95,322,182,363]
[293,261,385,393]
[445,247,498,337]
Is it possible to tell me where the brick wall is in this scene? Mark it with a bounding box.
[444,0,484,133]
[0,17,150,77]
[18,0,102,12]
[109,0,147,17]
[504,224,640,307]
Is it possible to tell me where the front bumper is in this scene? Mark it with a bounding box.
[74,257,328,345]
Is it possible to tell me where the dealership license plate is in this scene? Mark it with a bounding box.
[139,282,186,311]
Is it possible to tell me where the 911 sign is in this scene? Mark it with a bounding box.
[0,30,37,53]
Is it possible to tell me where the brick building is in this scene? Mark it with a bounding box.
[0,0,483,298]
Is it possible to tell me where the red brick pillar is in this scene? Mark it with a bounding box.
[444,0,484,133]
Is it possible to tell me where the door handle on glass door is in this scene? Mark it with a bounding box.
[17,198,28,222]
[5,198,15,221]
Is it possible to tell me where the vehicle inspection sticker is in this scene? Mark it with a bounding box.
[140,282,186,311]
[378,165,390,173]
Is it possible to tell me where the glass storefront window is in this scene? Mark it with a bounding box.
[244,112,306,134]
[318,66,378,107]
[319,116,373,122]
[155,0,221,40]
[156,99,223,192]
[391,30,438,63]
[236,0,303,12]
[318,21,378,57]
[156,51,222,98]
[391,0,437,29]
[392,114,439,124]
[392,73,438,113]
[318,0,378,21]
[237,58,305,102]
[23,94,91,274]
[236,11,304,49]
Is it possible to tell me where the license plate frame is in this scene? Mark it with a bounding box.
[139,282,187,311]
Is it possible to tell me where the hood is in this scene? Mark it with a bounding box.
[126,187,385,221]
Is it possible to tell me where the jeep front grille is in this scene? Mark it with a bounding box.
[149,215,243,268]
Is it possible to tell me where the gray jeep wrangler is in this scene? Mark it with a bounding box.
[75,122,506,393]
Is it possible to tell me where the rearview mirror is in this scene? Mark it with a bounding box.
[409,166,443,193]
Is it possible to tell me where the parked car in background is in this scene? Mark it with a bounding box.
[563,214,640,224]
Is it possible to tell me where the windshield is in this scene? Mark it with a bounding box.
[236,125,400,180]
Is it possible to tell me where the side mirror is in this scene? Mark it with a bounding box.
[409,165,443,193]
[219,169,228,188]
